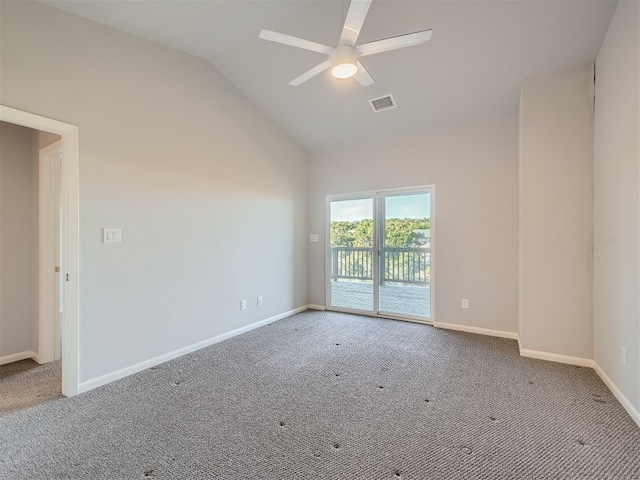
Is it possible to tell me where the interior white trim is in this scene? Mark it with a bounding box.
[78,306,308,394]
[0,350,39,366]
[0,105,80,396]
[592,361,640,428]
[518,343,593,367]
[74,304,640,429]
[434,321,519,340]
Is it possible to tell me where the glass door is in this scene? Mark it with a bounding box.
[327,187,433,322]
[378,192,431,319]
[328,197,376,313]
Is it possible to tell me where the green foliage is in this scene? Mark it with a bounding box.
[330,219,373,247]
[330,218,430,247]
[383,218,430,247]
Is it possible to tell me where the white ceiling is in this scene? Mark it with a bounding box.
[41,0,617,154]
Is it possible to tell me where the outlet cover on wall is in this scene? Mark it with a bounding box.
[103,228,121,243]
[257,296,263,306]
[240,299,247,310]
[461,299,470,309]
[621,346,627,366]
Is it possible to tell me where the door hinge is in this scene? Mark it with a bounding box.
[66,274,70,282]
[55,266,60,273]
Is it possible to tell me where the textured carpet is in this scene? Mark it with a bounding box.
[0,359,62,414]
[1,310,638,479]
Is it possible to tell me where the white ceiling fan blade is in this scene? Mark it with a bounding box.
[289,59,332,86]
[259,29,332,55]
[339,0,372,46]
[357,30,432,57]
[355,61,375,86]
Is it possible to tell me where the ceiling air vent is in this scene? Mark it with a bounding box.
[369,94,396,113]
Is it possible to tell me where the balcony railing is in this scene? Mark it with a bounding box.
[331,246,430,285]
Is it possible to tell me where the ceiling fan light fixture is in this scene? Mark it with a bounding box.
[331,61,358,79]
[329,45,358,79]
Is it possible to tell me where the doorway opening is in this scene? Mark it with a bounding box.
[0,105,80,397]
[326,186,434,323]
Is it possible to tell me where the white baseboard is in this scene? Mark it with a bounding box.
[78,306,307,394]
[518,344,593,367]
[592,361,640,428]
[0,350,38,366]
[433,321,519,340]
[70,307,640,430]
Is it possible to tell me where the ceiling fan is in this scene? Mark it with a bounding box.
[259,0,432,87]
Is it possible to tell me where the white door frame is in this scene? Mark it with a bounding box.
[1,105,80,396]
[325,185,435,324]
[39,140,62,364]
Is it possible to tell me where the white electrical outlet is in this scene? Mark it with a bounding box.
[257,296,263,306]
[240,299,247,310]
[621,346,627,366]
[461,299,470,309]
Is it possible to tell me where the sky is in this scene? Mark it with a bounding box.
[331,193,430,222]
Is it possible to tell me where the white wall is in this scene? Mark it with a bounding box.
[518,66,594,360]
[0,122,39,360]
[309,115,519,334]
[593,0,640,411]
[0,1,309,383]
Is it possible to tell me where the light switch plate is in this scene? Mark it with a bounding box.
[310,234,319,242]
[103,228,122,243]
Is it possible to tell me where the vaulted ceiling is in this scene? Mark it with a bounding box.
[42,0,617,153]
